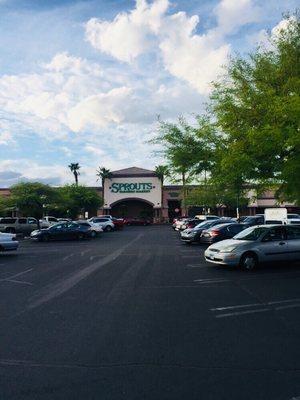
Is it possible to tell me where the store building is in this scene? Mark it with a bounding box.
[101,167,164,222]
[0,167,299,221]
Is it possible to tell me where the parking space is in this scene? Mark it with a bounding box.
[1,225,300,399]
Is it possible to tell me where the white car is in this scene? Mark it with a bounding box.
[40,216,59,228]
[0,232,19,251]
[77,221,103,237]
[88,217,115,232]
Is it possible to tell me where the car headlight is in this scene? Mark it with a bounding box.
[219,246,237,253]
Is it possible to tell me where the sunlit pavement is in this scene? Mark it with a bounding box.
[1,226,300,400]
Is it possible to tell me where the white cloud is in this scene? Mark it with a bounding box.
[86,0,262,94]
[85,0,169,63]
[0,120,16,146]
[214,0,261,35]
[67,87,132,132]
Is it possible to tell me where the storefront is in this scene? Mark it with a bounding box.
[101,167,163,221]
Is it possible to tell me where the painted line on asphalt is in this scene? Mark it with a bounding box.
[0,268,33,281]
[0,268,34,286]
[211,302,262,311]
[27,233,144,310]
[186,264,208,269]
[275,304,300,311]
[212,298,300,318]
[215,308,269,318]
[194,278,230,284]
[0,279,33,286]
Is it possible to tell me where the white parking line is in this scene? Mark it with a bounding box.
[216,308,269,318]
[211,298,300,318]
[186,264,208,269]
[194,278,230,284]
[0,268,34,286]
[211,303,262,311]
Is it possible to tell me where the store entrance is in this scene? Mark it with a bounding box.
[111,199,154,219]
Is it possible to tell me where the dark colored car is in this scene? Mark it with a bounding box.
[30,221,92,241]
[181,219,234,244]
[200,223,246,244]
[124,217,151,226]
[112,217,124,230]
[243,215,265,226]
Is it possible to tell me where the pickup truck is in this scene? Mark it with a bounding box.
[0,217,38,234]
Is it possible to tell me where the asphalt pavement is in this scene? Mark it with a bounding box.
[0,225,300,400]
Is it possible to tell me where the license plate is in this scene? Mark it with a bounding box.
[204,233,210,237]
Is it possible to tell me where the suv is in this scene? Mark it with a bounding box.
[0,217,38,234]
[88,217,115,232]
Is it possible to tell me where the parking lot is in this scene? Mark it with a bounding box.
[1,225,300,399]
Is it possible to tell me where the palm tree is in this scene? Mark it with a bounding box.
[68,163,81,186]
[96,167,112,207]
[155,165,169,220]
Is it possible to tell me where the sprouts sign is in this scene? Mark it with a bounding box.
[110,182,153,193]
[104,175,162,208]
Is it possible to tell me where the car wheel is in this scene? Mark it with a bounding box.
[90,230,97,238]
[105,225,112,232]
[240,252,258,271]
[6,227,15,233]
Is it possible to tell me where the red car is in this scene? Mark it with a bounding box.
[124,218,151,226]
[112,217,124,230]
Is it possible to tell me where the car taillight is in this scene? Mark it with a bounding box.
[210,229,220,237]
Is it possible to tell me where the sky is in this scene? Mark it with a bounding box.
[0,0,298,187]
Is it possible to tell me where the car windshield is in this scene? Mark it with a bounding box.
[194,220,216,230]
[243,216,259,223]
[234,226,269,240]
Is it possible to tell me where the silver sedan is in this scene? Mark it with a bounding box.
[0,232,19,251]
[204,224,300,270]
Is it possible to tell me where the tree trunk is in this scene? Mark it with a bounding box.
[182,171,186,216]
[75,173,78,186]
[102,178,105,213]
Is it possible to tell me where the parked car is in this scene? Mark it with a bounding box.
[287,213,300,220]
[39,216,59,228]
[124,217,151,226]
[76,220,103,238]
[194,215,220,221]
[30,221,92,241]
[243,215,265,226]
[174,218,190,231]
[0,232,19,251]
[0,217,38,234]
[204,224,300,270]
[200,223,246,244]
[88,217,115,232]
[181,219,235,244]
[111,217,124,230]
[287,218,300,225]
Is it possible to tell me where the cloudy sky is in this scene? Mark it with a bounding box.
[0,0,298,187]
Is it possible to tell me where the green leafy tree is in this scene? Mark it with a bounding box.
[6,182,58,223]
[57,185,102,219]
[151,118,200,215]
[68,163,81,186]
[210,13,300,204]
